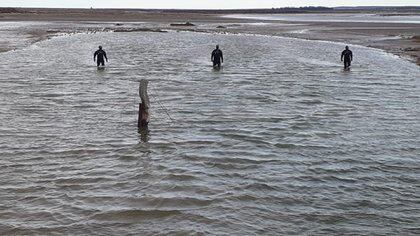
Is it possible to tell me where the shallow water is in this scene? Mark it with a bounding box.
[0,22,54,51]
[0,30,419,235]
[226,13,420,24]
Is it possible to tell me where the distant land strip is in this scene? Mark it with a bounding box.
[1,6,420,14]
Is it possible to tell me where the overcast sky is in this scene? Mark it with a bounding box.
[0,0,419,9]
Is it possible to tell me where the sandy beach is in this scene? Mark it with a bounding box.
[0,9,419,66]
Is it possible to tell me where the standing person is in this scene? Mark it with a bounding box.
[341,46,353,69]
[211,45,224,68]
[94,46,108,67]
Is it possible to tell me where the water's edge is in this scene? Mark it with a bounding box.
[0,21,418,67]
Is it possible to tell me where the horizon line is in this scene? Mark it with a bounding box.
[1,5,420,10]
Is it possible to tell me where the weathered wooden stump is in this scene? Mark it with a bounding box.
[138,79,150,130]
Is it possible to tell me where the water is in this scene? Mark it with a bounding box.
[0,22,54,51]
[225,13,420,24]
[0,30,419,235]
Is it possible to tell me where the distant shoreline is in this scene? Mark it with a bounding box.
[0,8,419,66]
[1,6,420,14]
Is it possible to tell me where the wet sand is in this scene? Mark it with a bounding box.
[0,9,419,65]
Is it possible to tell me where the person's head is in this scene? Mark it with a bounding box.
[99,46,102,50]
[216,45,219,49]
[345,46,349,50]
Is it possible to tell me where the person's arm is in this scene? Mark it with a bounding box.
[104,51,108,62]
[94,51,97,61]
[211,51,214,62]
[341,51,344,61]
[350,51,353,61]
[221,51,224,63]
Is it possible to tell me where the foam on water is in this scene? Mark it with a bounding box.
[0,30,419,235]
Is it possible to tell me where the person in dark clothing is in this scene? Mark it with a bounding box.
[211,45,224,68]
[94,46,108,67]
[341,46,353,69]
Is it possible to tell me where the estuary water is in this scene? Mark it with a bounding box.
[225,13,420,24]
[0,29,419,235]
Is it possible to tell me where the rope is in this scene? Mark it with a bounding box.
[149,84,175,123]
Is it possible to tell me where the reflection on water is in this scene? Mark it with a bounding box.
[0,30,419,235]
[138,128,150,143]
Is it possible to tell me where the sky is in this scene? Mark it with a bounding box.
[0,0,419,9]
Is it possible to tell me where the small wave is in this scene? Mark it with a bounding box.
[275,143,330,150]
[165,173,199,181]
[92,209,181,221]
[243,183,278,191]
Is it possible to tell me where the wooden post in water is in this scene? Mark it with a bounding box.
[138,79,150,130]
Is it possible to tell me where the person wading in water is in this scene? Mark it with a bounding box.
[341,46,353,70]
[211,45,224,68]
[94,46,108,67]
